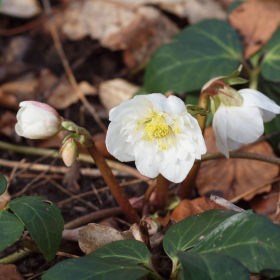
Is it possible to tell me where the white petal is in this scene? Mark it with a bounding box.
[213,106,229,158]
[160,155,195,183]
[18,107,43,125]
[15,123,24,136]
[21,122,51,139]
[226,106,263,143]
[135,152,159,178]
[109,96,151,121]
[105,122,135,162]
[19,101,59,119]
[239,89,280,114]
[227,137,242,150]
[260,108,276,123]
[144,93,167,111]
[164,95,187,114]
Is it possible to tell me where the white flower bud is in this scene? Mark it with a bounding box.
[15,101,63,139]
[61,139,79,167]
[105,93,206,183]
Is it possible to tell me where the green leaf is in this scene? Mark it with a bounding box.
[227,1,243,16]
[8,196,64,261]
[42,257,149,280]
[186,105,211,116]
[42,240,151,280]
[144,19,242,94]
[0,174,7,196]
[261,27,280,82]
[177,251,250,280]
[133,88,149,96]
[87,240,151,267]
[163,210,237,263]
[192,210,280,275]
[0,210,24,251]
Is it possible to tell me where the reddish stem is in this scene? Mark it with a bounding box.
[178,93,209,199]
[155,174,170,211]
[87,144,140,224]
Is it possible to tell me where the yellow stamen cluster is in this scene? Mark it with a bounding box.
[138,111,181,150]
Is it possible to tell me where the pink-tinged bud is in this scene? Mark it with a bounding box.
[61,139,79,167]
[15,101,63,139]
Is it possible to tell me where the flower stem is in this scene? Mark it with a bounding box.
[0,249,33,264]
[249,65,261,90]
[178,93,209,199]
[155,174,170,211]
[87,144,140,224]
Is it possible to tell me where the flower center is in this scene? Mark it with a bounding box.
[144,113,169,140]
[138,111,181,150]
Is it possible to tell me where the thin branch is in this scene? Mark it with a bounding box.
[0,141,148,181]
[64,207,124,229]
[42,0,107,132]
[210,195,245,212]
[197,151,280,165]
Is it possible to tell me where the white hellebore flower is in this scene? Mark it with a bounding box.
[105,93,206,183]
[213,89,280,158]
[15,101,63,139]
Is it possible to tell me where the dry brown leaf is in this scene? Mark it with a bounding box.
[0,0,41,18]
[0,111,17,138]
[0,264,24,280]
[0,72,38,109]
[78,223,134,254]
[92,133,113,158]
[38,69,96,110]
[249,183,280,220]
[158,197,224,226]
[99,79,140,112]
[156,0,227,23]
[196,127,279,201]
[4,36,32,63]
[108,0,228,23]
[229,0,280,59]
[61,1,178,68]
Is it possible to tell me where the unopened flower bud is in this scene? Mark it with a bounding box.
[61,139,79,167]
[15,101,63,139]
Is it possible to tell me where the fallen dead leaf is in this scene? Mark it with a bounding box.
[61,1,178,68]
[4,36,32,63]
[62,161,81,194]
[106,0,229,23]
[99,78,140,112]
[229,0,280,59]
[92,133,113,158]
[0,62,32,83]
[0,0,41,18]
[196,127,279,201]
[78,223,134,254]
[0,72,38,109]
[249,183,280,221]
[38,69,97,110]
[158,197,224,226]
[156,0,227,23]
[0,111,17,138]
[0,264,24,280]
